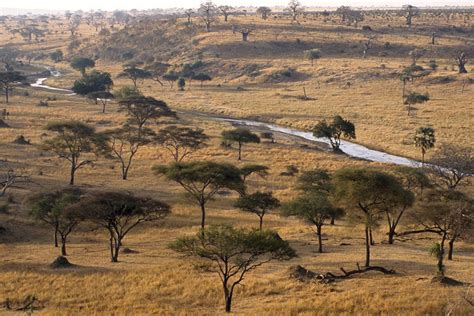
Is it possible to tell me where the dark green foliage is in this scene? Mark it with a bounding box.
[282,192,343,253]
[297,169,331,193]
[222,128,260,160]
[118,96,176,131]
[27,188,83,256]
[72,71,113,95]
[313,115,355,152]
[43,121,109,185]
[70,57,95,76]
[193,73,212,87]
[50,50,64,63]
[0,71,27,103]
[170,225,296,313]
[177,77,186,91]
[117,66,152,87]
[71,191,170,262]
[414,127,435,164]
[235,191,280,230]
[154,126,209,162]
[333,168,409,266]
[154,161,243,228]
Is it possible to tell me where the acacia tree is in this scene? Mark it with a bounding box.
[455,52,468,74]
[404,92,429,116]
[257,7,272,20]
[403,5,419,26]
[0,71,26,103]
[305,49,321,66]
[154,161,243,229]
[427,145,474,190]
[414,127,435,165]
[239,164,269,193]
[0,161,30,197]
[118,96,176,132]
[282,193,343,253]
[199,1,218,32]
[103,125,155,180]
[184,9,194,23]
[72,191,170,262]
[170,225,296,313]
[70,57,95,77]
[235,191,280,230]
[218,5,233,22]
[144,62,170,86]
[154,126,209,162]
[193,73,212,87]
[333,168,406,267]
[286,0,303,22]
[414,189,473,266]
[87,91,114,113]
[118,66,152,87]
[72,71,113,96]
[222,128,260,161]
[43,122,108,185]
[27,188,83,256]
[313,115,356,152]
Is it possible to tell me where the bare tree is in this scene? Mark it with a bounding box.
[403,5,419,26]
[199,1,218,32]
[219,5,233,22]
[184,9,194,24]
[0,161,30,196]
[286,0,303,22]
[455,52,468,74]
[362,35,376,58]
[257,7,272,20]
[238,25,254,42]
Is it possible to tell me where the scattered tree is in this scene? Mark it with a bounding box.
[222,128,260,160]
[0,71,26,103]
[169,225,296,313]
[283,193,343,253]
[414,127,435,165]
[257,7,272,20]
[72,71,113,96]
[193,73,212,87]
[404,92,429,115]
[73,191,170,262]
[27,188,83,256]
[0,161,30,197]
[313,115,356,152]
[154,126,209,162]
[154,161,243,229]
[117,66,152,87]
[403,5,419,26]
[235,191,280,230]
[87,91,114,113]
[70,57,95,77]
[286,0,303,22]
[42,121,109,185]
[218,5,233,22]
[455,52,468,74]
[199,1,218,32]
[305,49,321,66]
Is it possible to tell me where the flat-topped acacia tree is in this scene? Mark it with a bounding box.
[43,121,109,185]
[117,66,152,87]
[235,191,280,230]
[71,191,170,262]
[222,128,260,161]
[170,225,296,313]
[154,126,209,162]
[333,168,407,267]
[70,57,95,77]
[282,192,343,253]
[154,161,243,229]
[27,188,83,256]
[0,71,26,103]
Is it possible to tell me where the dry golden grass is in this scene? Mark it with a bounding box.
[0,13,473,315]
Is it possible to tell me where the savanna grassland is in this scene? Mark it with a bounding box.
[0,6,473,315]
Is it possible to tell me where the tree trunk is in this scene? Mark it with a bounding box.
[200,201,206,229]
[102,103,106,113]
[259,216,263,231]
[448,237,455,260]
[69,165,76,185]
[369,228,375,246]
[330,216,335,225]
[61,237,67,256]
[225,293,232,313]
[316,225,323,253]
[365,226,371,267]
[4,87,9,104]
[238,142,242,160]
[438,234,446,275]
[388,226,395,245]
[54,223,59,247]
[242,32,249,42]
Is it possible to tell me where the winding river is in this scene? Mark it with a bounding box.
[31,68,420,167]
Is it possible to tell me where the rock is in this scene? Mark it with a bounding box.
[50,256,73,269]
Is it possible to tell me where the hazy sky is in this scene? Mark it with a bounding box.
[2,0,472,11]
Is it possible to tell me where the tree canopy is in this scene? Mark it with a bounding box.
[313,115,355,152]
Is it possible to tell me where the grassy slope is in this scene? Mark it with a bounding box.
[0,13,473,315]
